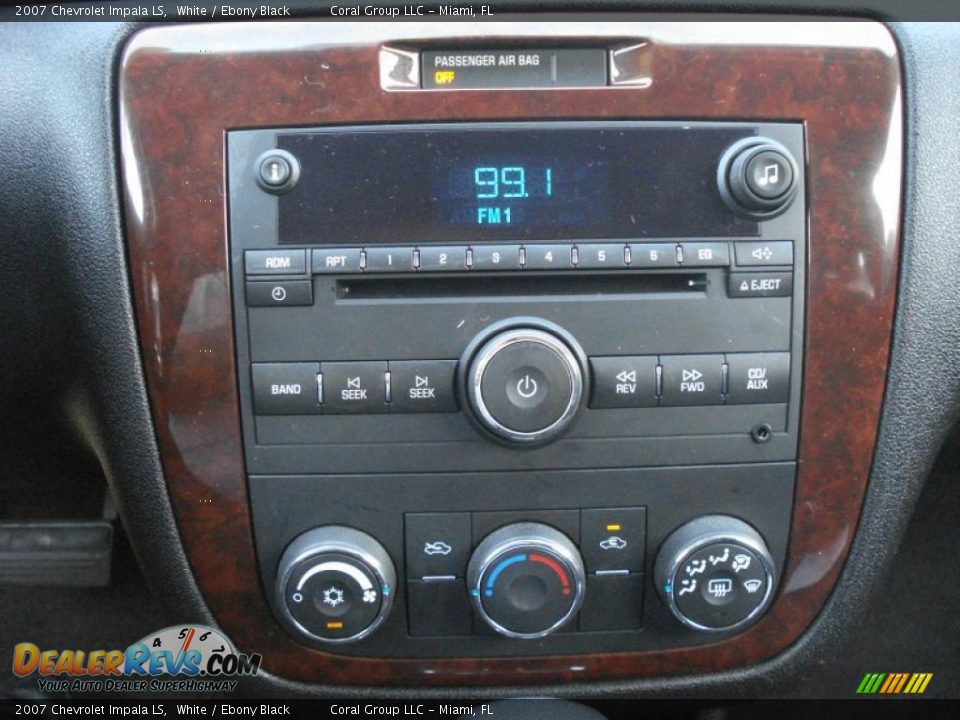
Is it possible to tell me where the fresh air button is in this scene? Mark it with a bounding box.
[471,245,521,271]
[245,249,306,275]
[581,507,646,574]
[364,247,416,273]
[734,241,794,266]
[418,246,468,272]
[589,356,658,408]
[576,244,627,270]
[628,243,679,268]
[245,280,312,307]
[680,242,730,267]
[321,361,388,414]
[728,272,793,298]
[313,248,362,274]
[726,352,790,404]
[405,512,472,579]
[251,362,320,415]
[389,360,458,413]
[660,354,724,406]
[523,244,573,270]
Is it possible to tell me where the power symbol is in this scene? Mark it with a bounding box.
[516,375,539,399]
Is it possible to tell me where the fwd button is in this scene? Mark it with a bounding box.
[660,355,724,406]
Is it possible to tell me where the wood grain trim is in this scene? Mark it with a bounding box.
[119,19,901,686]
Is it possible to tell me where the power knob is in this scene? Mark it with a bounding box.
[655,516,776,632]
[467,522,586,639]
[461,319,588,446]
[275,526,396,644]
[718,137,800,219]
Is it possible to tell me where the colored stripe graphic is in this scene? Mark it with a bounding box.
[856,672,932,694]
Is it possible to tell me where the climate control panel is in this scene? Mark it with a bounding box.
[251,465,792,658]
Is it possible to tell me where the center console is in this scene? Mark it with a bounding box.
[119,20,901,686]
[231,119,804,655]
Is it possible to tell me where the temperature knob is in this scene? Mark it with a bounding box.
[275,526,396,644]
[655,515,776,632]
[467,522,586,639]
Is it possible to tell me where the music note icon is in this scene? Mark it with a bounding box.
[757,163,780,187]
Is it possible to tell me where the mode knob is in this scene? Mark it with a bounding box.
[655,515,776,632]
[462,320,587,446]
[467,522,586,639]
[275,526,396,644]
[718,137,799,219]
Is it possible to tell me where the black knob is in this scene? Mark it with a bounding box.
[655,516,775,632]
[467,522,586,638]
[275,526,396,644]
[255,149,300,194]
[462,320,587,445]
[718,138,799,219]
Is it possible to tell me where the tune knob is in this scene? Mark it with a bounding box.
[718,137,799,219]
[655,516,776,632]
[467,522,586,638]
[462,320,587,445]
[275,526,396,644]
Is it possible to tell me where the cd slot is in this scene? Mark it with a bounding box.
[336,273,707,301]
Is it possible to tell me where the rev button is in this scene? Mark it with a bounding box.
[321,361,388,414]
[389,360,458,413]
[589,356,658,408]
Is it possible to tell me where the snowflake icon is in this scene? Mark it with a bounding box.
[322,586,345,607]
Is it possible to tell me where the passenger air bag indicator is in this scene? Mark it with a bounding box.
[421,49,607,89]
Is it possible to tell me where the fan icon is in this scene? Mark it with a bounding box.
[362,589,378,604]
[322,586,345,607]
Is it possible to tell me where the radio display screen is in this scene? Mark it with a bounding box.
[277,124,759,244]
